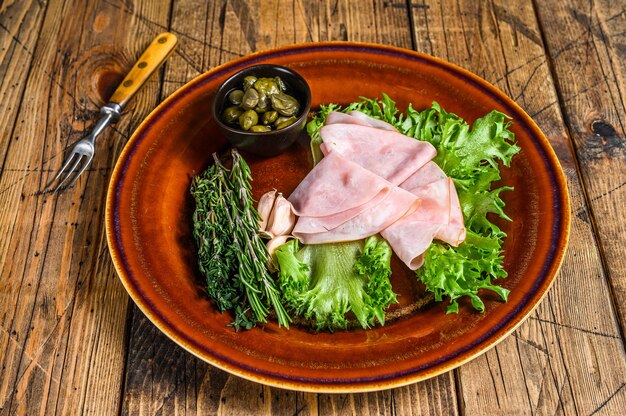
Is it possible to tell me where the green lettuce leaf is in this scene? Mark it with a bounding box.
[274,236,396,331]
[417,231,509,314]
[306,103,342,165]
[305,95,520,313]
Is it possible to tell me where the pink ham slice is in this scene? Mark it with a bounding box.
[320,123,436,185]
[325,111,372,128]
[293,185,419,244]
[325,111,397,131]
[434,179,466,246]
[407,176,466,247]
[405,178,450,224]
[289,116,466,268]
[347,110,397,131]
[399,161,447,190]
[288,151,392,219]
[381,177,466,269]
[292,190,389,234]
[381,221,441,270]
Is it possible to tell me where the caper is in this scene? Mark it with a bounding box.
[275,116,297,130]
[241,88,259,110]
[250,125,272,133]
[271,92,300,117]
[274,116,290,126]
[222,73,302,132]
[253,77,281,96]
[243,76,257,90]
[262,111,279,125]
[239,109,258,131]
[222,106,244,124]
[228,89,244,105]
[274,76,287,91]
[253,91,270,113]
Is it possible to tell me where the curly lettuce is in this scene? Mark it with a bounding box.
[274,236,396,331]
[306,95,520,313]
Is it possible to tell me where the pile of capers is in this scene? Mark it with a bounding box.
[222,75,301,132]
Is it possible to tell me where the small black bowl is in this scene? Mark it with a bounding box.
[212,64,312,157]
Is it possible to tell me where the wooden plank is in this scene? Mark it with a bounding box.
[0,0,48,295]
[411,0,626,414]
[0,1,47,176]
[0,0,171,414]
[535,0,626,341]
[120,1,457,415]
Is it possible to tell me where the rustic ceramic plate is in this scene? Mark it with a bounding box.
[106,42,570,392]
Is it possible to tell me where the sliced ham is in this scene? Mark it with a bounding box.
[348,111,397,131]
[434,179,466,246]
[288,151,392,219]
[325,111,372,128]
[325,110,398,131]
[287,114,466,270]
[320,123,436,185]
[381,221,441,270]
[405,178,451,224]
[293,186,419,244]
[291,190,389,234]
[399,161,447,190]
[381,177,466,269]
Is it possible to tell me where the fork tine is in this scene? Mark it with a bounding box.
[64,153,93,190]
[51,154,84,193]
[42,152,79,193]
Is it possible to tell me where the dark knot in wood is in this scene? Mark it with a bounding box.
[591,120,617,138]
[585,119,625,160]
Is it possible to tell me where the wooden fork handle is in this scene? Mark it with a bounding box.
[109,32,178,108]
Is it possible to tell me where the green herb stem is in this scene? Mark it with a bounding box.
[191,149,290,329]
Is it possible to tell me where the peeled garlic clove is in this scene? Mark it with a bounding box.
[266,234,292,257]
[266,235,292,272]
[267,193,296,237]
[257,189,277,232]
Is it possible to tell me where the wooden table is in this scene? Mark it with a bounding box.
[1,0,625,414]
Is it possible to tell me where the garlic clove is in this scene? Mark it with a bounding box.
[257,189,277,232]
[266,235,292,272]
[266,193,296,237]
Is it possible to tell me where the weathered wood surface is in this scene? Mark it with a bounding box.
[0,0,624,415]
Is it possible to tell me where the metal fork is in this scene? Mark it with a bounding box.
[42,32,178,194]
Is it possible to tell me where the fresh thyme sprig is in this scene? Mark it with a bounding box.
[191,149,290,329]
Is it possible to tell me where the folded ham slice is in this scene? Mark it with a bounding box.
[404,178,451,224]
[325,111,397,131]
[381,221,441,270]
[434,179,466,246]
[325,111,372,128]
[320,123,437,185]
[381,177,466,269]
[347,111,398,131]
[287,114,466,270]
[288,151,391,219]
[293,185,419,244]
[292,190,388,234]
[399,161,447,190]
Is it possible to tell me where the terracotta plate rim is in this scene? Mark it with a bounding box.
[105,41,571,393]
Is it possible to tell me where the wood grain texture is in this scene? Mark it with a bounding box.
[1,0,625,415]
[0,0,170,414]
[0,1,47,180]
[535,0,626,341]
[411,0,626,414]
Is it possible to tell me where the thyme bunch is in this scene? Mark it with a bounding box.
[191,149,290,329]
